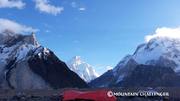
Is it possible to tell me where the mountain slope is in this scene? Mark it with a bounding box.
[67,56,99,83]
[89,55,138,87]
[132,37,180,74]
[89,36,180,88]
[0,29,88,89]
[115,65,180,88]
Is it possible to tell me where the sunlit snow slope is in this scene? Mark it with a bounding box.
[67,56,99,83]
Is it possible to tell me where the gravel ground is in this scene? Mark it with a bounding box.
[0,87,180,101]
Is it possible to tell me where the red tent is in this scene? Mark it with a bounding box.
[62,90,116,101]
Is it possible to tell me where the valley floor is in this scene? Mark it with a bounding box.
[0,87,180,101]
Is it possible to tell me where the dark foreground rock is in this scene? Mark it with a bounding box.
[1,94,180,101]
[6,95,63,101]
[116,96,180,101]
[0,88,180,101]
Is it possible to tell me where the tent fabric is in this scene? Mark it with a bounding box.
[62,90,116,101]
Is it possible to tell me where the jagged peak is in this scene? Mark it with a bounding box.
[67,56,83,65]
[67,56,99,83]
[24,32,39,46]
[0,29,41,47]
[73,56,80,60]
[72,56,81,61]
[31,32,34,35]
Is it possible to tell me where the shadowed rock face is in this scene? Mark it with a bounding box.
[115,65,180,88]
[28,49,89,89]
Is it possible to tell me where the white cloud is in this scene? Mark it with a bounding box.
[79,8,85,10]
[33,0,64,16]
[71,2,86,11]
[145,27,180,42]
[94,65,113,70]
[0,0,25,9]
[71,1,76,8]
[44,30,50,33]
[44,23,52,27]
[107,66,113,70]
[0,18,39,33]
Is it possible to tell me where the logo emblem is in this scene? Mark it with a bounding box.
[107,91,113,97]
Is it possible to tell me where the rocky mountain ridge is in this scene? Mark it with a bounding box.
[0,29,88,89]
[89,36,180,88]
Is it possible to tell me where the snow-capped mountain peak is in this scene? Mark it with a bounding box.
[67,56,83,65]
[67,56,99,83]
[89,36,180,88]
[0,30,88,89]
[132,36,180,73]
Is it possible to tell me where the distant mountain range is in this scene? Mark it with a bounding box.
[2,29,180,89]
[0,29,88,89]
[89,36,180,88]
[67,56,99,83]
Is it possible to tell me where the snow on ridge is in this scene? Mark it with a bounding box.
[16,44,40,61]
[67,56,99,83]
[131,36,180,73]
[0,41,41,67]
[116,73,125,84]
[145,27,180,42]
[112,54,132,73]
[67,56,83,66]
[110,36,180,85]
[132,37,176,64]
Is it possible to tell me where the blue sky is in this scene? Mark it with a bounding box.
[1,0,180,75]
